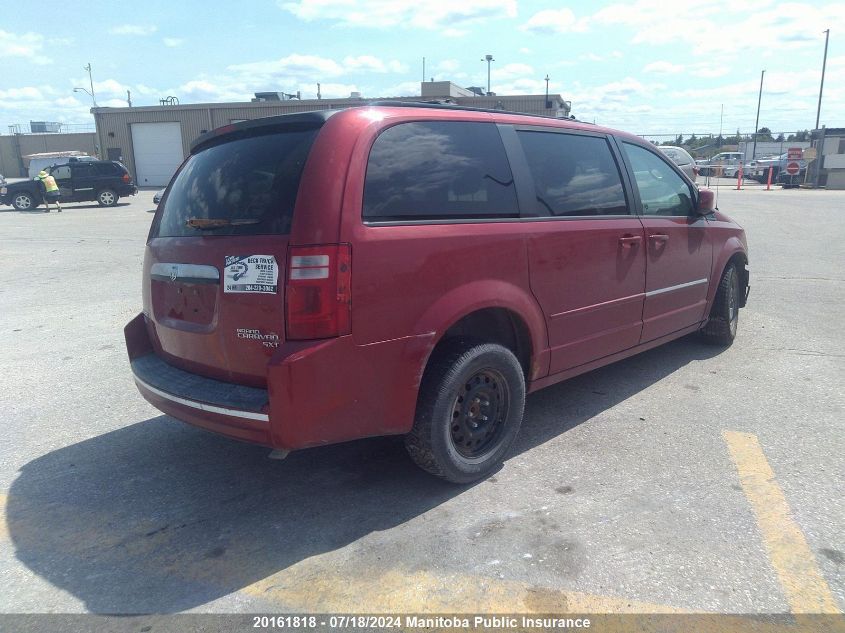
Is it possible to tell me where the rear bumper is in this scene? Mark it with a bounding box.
[131,352,272,445]
[124,313,433,452]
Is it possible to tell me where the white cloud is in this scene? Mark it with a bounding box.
[0,86,44,100]
[580,51,624,62]
[109,24,158,36]
[644,61,684,74]
[163,37,183,47]
[280,0,516,30]
[343,55,406,73]
[590,0,844,61]
[0,30,51,64]
[520,8,587,33]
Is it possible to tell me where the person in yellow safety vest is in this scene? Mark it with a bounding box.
[36,169,62,213]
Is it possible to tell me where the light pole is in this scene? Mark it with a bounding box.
[815,29,830,130]
[481,54,495,95]
[83,63,97,106]
[544,74,551,109]
[752,69,765,160]
[73,87,97,107]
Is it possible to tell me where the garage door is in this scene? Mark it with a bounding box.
[131,122,184,187]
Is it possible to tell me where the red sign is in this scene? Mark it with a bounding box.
[786,161,800,175]
[787,147,803,160]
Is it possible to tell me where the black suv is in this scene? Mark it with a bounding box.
[0,160,138,210]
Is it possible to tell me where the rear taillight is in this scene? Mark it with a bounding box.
[122,173,131,183]
[286,244,351,340]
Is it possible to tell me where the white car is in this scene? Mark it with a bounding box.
[658,146,698,183]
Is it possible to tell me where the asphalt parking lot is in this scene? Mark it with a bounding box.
[0,185,843,617]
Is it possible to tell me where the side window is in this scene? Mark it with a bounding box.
[94,162,118,176]
[363,121,518,221]
[51,165,71,180]
[516,131,628,216]
[622,142,694,217]
[73,163,95,179]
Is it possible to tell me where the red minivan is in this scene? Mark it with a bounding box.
[125,103,749,482]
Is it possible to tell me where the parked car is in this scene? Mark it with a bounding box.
[748,153,807,184]
[125,104,750,483]
[153,188,166,205]
[0,160,137,210]
[658,145,698,183]
[699,151,746,178]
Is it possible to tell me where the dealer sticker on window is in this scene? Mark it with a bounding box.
[224,255,278,294]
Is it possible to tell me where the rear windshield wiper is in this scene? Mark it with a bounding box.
[185,217,261,230]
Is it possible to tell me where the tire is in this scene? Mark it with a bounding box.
[700,263,741,346]
[12,192,37,211]
[97,189,118,207]
[405,340,525,483]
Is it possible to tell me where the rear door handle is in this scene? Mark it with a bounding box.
[649,234,669,243]
[619,235,642,247]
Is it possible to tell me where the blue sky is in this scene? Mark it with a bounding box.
[1,0,842,136]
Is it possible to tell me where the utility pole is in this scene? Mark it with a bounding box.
[544,74,551,109]
[127,90,132,107]
[481,54,495,95]
[752,69,765,160]
[317,83,321,100]
[84,63,98,107]
[422,57,425,83]
[815,29,830,130]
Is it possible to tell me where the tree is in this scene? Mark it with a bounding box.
[775,133,785,142]
[756,127,773,142]
[675,134,684,145]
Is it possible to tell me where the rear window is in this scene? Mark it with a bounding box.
[152,127,319,237]
[363,121,518,221]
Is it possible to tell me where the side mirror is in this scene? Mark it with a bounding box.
[696,188,716,215]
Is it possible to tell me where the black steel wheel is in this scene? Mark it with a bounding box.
[405,340,525,483]
[450,369,509,459]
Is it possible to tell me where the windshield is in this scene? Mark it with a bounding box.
[152,126,320,238]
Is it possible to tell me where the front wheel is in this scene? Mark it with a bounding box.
[97,189,118,207]
[700,263,741,346]
[405,341,525,483]
[12,192,37,211]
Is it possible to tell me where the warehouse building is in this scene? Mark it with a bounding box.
[91,81,572,187]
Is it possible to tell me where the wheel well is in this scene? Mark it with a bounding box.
[727,252,749,307]
[432,308,532,378]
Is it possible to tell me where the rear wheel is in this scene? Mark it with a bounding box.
[405,340,525,483]
[97,189,118,207]
[12,192,37,211]
[700,263,740,346]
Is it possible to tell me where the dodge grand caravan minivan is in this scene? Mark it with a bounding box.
[125,103,749,483]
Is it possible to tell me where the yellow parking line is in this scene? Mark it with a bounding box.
[723,431,840,614]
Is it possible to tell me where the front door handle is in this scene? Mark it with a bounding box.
[649,233,669,243]
[619,235,642,248]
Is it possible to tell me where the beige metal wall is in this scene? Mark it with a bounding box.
[93,99,365,182]
[92,93,568,183]
[0,133,97,177]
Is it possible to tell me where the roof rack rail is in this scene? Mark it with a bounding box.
[364,99,584,122]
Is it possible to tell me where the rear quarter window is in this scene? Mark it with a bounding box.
[152,127,319,238]
[363,121,518,221]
